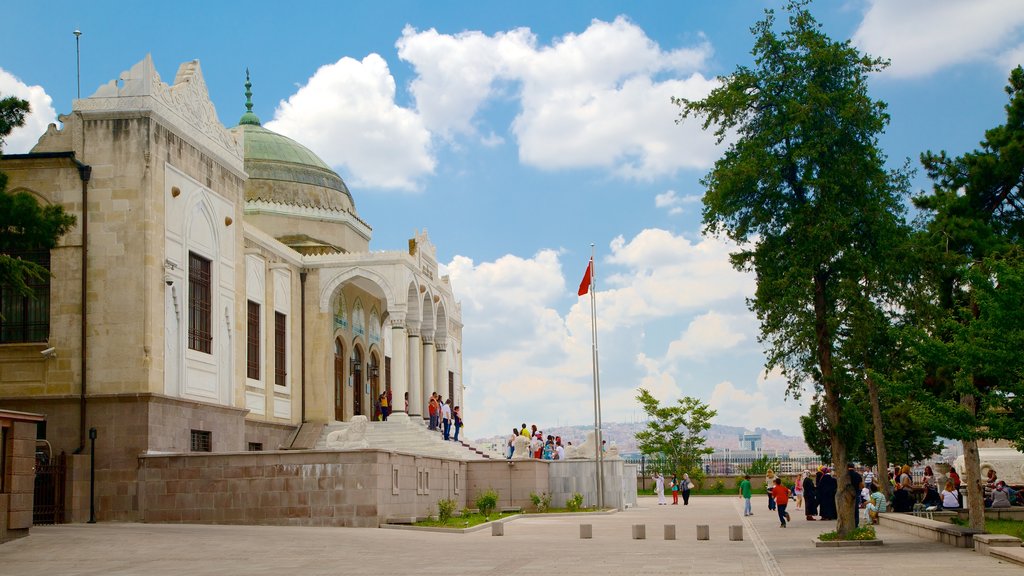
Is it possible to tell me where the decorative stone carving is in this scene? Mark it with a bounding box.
[79,55,243,172]
[954,445,1024,485]
[569,430,602,460]
[325,416,370,450]
[605,442,621,461]
[511,435,531,460]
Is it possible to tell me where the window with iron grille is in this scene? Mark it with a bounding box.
[247,442,263,452]
[246,300,260,379]
[187,253,212,353]
[190,429,211,452]
[274,312,286,386]
[0,249,50,343]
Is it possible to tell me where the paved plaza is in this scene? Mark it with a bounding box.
[1,496,1021,575]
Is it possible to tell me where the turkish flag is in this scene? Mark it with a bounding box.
[578,259,592,296]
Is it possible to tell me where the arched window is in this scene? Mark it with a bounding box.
[352,299,365,337]
[334,296,348,330]
[369,307,381,344]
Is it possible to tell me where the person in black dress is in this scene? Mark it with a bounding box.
[802,471,818,520]
[817,467,838,520]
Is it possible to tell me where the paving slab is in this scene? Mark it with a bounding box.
[1,496,1021,575]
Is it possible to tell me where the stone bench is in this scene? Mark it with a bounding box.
[877,512,985,548]
[973,533,1023,555]
[989,546,1024,568]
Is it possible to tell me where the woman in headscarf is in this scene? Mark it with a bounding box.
[802,470,818,520]
[816,467,838,520]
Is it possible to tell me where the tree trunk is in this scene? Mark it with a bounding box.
[866,371,891,497]
[815,273,854,536]
[961,394,986,531]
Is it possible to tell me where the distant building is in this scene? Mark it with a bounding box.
[738,433,762,451]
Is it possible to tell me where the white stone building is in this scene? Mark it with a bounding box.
[0,56,463,521]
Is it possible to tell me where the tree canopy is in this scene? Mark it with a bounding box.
[634,388,716,481]
[675,0,910,536]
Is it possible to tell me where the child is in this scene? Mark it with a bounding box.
[770,478,791,527]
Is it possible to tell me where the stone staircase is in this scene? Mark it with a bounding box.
[313,413,492,460]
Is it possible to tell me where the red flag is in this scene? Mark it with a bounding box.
[578,259,593,296]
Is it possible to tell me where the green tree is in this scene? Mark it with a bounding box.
[0,95,76,300]
[742,455,781,477]
[675,1,910,536]
[634,388,716,482]
[907,66,1024,530]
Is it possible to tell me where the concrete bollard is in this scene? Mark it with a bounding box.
[729,525,743,541]
[697,525,710,540]
[664,524,676,540]
[492,522,504,536]
[580,524,592,539]
[632,524,646,540]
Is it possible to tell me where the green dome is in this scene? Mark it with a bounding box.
[236,123,354,209]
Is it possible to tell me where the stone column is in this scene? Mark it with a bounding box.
[435,341,448,401]
[421,331,435,418]
[406,323,422,417]
[388,318,408,414]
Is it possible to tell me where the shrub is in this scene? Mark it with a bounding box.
[476,489,499,518]
[567,492,584,512]
[712,480,727,494]
[437,498,457,523]
[529,491,552,512]
[818,526,876,541]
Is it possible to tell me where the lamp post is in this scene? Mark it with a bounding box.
[73,29,82,99]
[88,427,96,523]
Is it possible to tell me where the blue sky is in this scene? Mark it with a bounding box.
[4,1,1024,441]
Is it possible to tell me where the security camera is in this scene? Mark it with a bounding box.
[164,275,174,286]
[41,347,57,358]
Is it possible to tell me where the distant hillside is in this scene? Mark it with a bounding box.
[473,421,810,454]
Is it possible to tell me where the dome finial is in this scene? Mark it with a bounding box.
[239,67,262,126]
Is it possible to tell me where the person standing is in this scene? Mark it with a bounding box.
[793,473,803,510]
[427,394,438,430]
[765,469,778,511]
[771,478,791,527]
[671,475,680,505]
[441,399,452,440]
[379,393,389,421]
[452,406,462,442]
[847,463,863,527]
[817,468,838,520]
[740,474,753,516]
[655,473,667,505]
[802,471,818,520]
[682,473,693,505]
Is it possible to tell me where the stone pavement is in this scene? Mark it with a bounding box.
[2,496,1021,575]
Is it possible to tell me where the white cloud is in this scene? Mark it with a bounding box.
[655,189,701,215]
[0,68,58,154]
[666,311,749,361]
[398,17,723,180]
[708,369,807,436]
[852,0,1024,78]
[266,54,434,191]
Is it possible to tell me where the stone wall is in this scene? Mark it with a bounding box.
[465,459,630,512]
[137,449,466,528]
[0,412,44,543]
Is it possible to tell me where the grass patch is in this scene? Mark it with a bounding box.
[523,506,603,514]
[818,526,877,541]
[952,516,1024,538]
[413,510,518,528]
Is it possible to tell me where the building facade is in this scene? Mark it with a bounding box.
[0,56,464,521]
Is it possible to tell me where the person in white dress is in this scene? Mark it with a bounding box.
[655,473,667,505]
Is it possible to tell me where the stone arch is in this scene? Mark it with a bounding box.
[435,301,449,345]
[318,266,397,313]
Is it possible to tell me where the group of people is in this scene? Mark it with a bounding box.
[506,424,571,460]
[427,392,462,442]
[653,472,693,506]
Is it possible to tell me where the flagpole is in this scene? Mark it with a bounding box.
[589,243,605,509]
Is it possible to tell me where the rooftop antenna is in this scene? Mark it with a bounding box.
[73,28,82,99]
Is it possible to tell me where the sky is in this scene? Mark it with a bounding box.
[4,1,1024,441]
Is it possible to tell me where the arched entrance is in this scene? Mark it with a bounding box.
[352,347,363,416]
[369,352,381,420]
[334,338,345,421]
